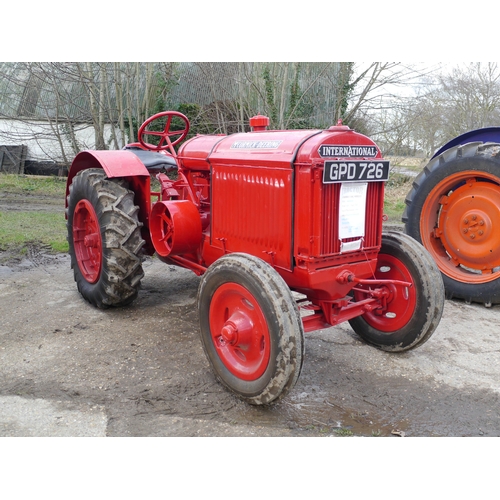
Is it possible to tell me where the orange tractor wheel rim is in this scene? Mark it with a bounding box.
[420,170,500,283]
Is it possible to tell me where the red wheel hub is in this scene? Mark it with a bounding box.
[356,254,417,332]
[421,172,500,283]
[73,199,102,283]
[209,283,270,381]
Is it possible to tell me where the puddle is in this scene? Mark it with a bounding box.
[225,389,409,437]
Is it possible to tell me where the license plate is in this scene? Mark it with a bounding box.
[323,160,390,183]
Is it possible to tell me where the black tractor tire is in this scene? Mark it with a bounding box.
[348,232,444,352]
[67,168,145,309]
[197,253,304,405]
[403,143,500,306]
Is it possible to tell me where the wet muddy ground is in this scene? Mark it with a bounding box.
[1,194,499,437]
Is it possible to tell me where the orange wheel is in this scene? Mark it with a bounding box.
[421,172,500,282]
[404,143,500,305]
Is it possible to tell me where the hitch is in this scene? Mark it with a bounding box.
[336,269,413,288]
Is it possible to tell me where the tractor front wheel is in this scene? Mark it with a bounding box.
[348,232,444,352]
[197,253,304,405]
[67,169,145,308]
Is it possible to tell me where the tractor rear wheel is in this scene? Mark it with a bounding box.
[66,168,145,309]
[403,143,500,306]
[197,253,304,405]
[348,232,444,352]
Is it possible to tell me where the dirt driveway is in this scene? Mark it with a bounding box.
[1,194,499,437]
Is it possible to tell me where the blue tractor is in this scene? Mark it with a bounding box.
[403,128,500,306]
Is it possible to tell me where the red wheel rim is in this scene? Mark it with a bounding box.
[421,171,500,283]
[355,254,416,332]
[209,283,271,381]
[73,199,102,283]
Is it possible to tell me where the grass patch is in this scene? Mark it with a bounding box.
[0,173,66,196]
[0,211,68,253]
[384,172,415,223]
[334,428,354,436]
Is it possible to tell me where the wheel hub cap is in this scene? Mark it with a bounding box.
[437,180,500,271]
[209,283,270,381]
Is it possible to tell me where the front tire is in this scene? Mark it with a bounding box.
[67,169,145,308]
[197,253,304,405]
[348,232,444,352]
[403,143,500,305]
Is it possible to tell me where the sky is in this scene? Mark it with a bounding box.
[2,3,497,63]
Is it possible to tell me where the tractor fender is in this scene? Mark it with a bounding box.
[66,150,150,211]
[432,127,500,159]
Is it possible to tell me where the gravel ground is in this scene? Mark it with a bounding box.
[1,248,499,437]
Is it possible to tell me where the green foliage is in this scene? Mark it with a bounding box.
[262,63,317,130]
[285,63,315,129]
[176,102,244,136]
[176,102,213,136]
[150,70,178,116]
[288,63,301,112]
[177,102,201,122]
[262,65,278,125]
[124,66,180,143]
[337,62,355,121]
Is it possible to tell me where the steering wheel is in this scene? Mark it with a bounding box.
[138,111,190,155]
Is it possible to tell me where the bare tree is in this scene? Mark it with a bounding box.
[437,63,500,137]
[0,62,178,165]
[1,61,458,166]
[389,63,500,156]
[168,62,355,132]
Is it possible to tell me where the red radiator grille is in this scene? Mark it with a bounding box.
[320,181,383,256]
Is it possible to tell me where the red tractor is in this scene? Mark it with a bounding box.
[65,111,444,405]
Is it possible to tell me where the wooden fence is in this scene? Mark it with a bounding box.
[0,145,27,174]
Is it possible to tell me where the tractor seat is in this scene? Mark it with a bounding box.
[123,146,178,172]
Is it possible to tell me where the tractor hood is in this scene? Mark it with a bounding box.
[178,120,383,171]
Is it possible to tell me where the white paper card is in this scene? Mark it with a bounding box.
[338,182,368,240]
[340,239,363,252]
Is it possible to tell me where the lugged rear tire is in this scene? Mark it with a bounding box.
[67,168,145,308]
[403,143,500,306]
